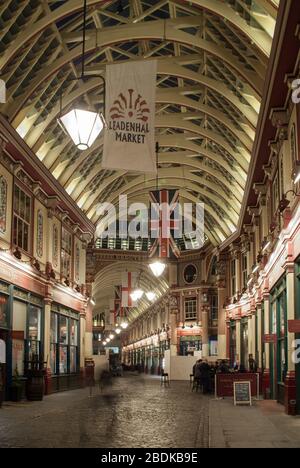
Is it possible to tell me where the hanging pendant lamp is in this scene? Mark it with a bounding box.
[58,0,106,150]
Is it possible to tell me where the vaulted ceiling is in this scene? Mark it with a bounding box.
[0,0,278,245]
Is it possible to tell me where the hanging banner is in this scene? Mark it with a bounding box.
[103,60,157,173]
[121,272,137,308]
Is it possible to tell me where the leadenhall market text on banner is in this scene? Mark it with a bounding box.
[102,60,157,173]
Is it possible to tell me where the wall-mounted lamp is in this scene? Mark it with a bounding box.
[278,190,300,213]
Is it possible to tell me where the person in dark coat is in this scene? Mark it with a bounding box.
[200,359,211,394]
[218,360,230,374]
[248,355,258,373]
[194,359,203,388]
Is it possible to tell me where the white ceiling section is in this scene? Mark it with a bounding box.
[0,0,277,244]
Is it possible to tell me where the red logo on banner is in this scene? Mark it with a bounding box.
[110,89,150,122]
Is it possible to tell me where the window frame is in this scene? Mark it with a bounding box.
[13,183,33,255]
[184,297,197,321]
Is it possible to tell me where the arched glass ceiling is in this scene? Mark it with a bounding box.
[0,0,278,244]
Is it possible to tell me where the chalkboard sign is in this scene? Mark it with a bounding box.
[233,381,252,406]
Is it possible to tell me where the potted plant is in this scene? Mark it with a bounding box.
[10,366,23,402]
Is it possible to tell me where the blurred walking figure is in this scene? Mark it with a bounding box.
[192,359,203,392]
[200,359,211,394]
[99,369,113,392]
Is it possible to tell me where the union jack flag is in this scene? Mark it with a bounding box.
[149,189,181,259]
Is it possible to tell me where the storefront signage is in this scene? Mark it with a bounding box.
[0,259,45,296]
[52,289,83,312]
[288,320,300,333]
[263,334,277,343]
[177,327,201,337]
[233,381,252,406]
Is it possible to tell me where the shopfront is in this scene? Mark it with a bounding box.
[0,282,11,398]
[0,279,45,398]
[241,317,249,370]
[295,261,300,414]
[179,335,202,356]
[269,276,287,403]
[50,303,80,392]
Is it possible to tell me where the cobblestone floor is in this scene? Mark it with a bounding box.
[2,374,300,448]
[0,374,209,448]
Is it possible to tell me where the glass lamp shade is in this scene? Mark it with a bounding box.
[149,261,166,277]
[146,291,156,301]
[130,289,144,301]
[58,109,105,150]
[115,328,121,335]
[120,320,128,329]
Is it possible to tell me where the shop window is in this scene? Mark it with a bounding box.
[50,313,58,374]
[12,300,27,376]
[270,279,287,401]
[70,319,78,373]
[229,322,236,367]
[27,305,41,361]
[61,227,72,279]
[0,294,8,329]
[179,337,202,356]
[13,185,31,253]
[59,315,68,374]
[51,311,79,375]
[184,297,197,321]
[241,318,249,369]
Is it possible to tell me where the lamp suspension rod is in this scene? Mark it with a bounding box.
[156,142,159,192]
[81,0,87,79]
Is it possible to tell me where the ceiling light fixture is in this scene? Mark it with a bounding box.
[149,261,166,277]
[130,288,144,301]
[120,320,128,329]
[57,0,106,150]
[146,291,156,301]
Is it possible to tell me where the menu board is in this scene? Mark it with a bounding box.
[233,381,252,406]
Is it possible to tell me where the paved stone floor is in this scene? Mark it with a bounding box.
[210,399,300,448]
[0,374,209,448]
[1,374,300,448]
